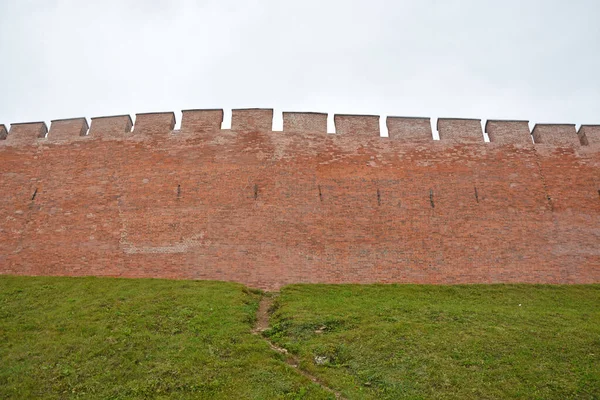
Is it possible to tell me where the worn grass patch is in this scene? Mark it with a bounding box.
[266,284,600,399]
[0,276,332,399]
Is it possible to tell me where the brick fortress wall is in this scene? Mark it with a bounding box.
[0,109,598,289]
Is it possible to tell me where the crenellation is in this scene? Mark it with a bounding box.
[181,109,223,133]
[531,124,579,146]
[577,125,600,146]
[283,112,327,133]
[1,109,595,148]
[386,117,432,142]
[49,117,89,141]
[7,121,48,144]
[231,108,273,131]
[485,120,531,145]
[437,118,483,143]
[334,114,379,136]
[89,115,133,137]
[133,112,176,135]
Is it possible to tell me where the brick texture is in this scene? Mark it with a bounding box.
[437,118,483,143]
[231,109,273,131]
[49,118,89,141]
[387,117,432,142]
[532,124,579,146]
[6,122,47,145]
[89,115,133,137]
[334,114,379,137]
[283,112,327,133]
[485,120,531,145]
[1,110,599,290]
[181,109,223,133]
[578,125,600,146]
[134,112,175,135]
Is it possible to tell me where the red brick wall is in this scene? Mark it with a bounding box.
[1,111,598,289]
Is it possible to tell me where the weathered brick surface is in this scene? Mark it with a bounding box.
[438,118,483,143]
[181,109,223,133]
[0,124,7,140]
[485,120,531,145]
[134,112,175,135]
[532,124,579,147]
[1,111,599,289]
[231,109,273,131]
[386,117,432,142]
[334,114,379,137]
[283,112,327,133]
[49,118,89,141]
[6,122,47,145]
[89,115,133,138]
[578,125,600,146]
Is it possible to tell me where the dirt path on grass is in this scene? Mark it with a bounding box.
[252,293,273,333]
[252,295,346,400]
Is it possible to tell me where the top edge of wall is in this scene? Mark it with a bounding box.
[182,108,224,113]
[486,119,529,123]
[10,121,47,126]
[2,109,599,148]
[387,116,431,120]
[438,117,481,121]
[534,123,576,127]
[334,113,379,118]
[283,111,328,116]
[51,117,87,123]
[232,108,273,111]
[91,114,133,121]
[135,111,176,117]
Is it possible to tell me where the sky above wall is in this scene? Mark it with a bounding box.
[0,0,599,135]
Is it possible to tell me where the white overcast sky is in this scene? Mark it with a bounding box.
[0,0,598,134]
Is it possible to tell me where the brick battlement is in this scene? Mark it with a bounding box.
[0,109,597,147]
[0,108,598,289]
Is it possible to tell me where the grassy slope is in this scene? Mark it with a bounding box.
[267,284,600,399]
[0,276,332,400]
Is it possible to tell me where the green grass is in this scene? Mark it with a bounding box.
[0,276,332,399]
[2,278,599,399]
[266,284,600,399]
